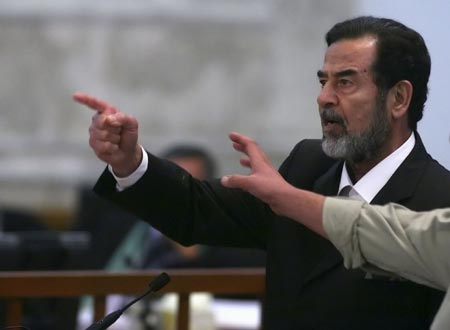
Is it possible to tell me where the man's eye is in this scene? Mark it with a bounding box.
[319,80,327,88]
[338,79,353,87]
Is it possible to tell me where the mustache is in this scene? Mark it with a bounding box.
[320,108,345,125]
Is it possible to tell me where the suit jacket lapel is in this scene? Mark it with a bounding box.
[372,132,430,205]
[313,161,343,196]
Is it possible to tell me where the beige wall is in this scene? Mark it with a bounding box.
[0,0,356,214]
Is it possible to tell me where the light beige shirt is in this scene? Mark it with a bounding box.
[323,197,450,330]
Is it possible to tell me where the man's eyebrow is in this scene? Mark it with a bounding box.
[335,69,358,78]
[317,68,359,79]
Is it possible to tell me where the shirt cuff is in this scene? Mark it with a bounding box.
[322,197,366,269]
[108,145,148,191]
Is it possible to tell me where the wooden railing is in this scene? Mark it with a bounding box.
[0,268,265,329]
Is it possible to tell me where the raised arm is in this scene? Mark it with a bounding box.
[73,92,142,177]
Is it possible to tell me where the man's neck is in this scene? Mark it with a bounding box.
[347,130,413,183]
[346,158,381,183]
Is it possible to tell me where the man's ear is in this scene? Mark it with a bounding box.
[387,80,413,119]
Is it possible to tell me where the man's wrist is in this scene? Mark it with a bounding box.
[269,183,299,216]
[111,145,143,178]
[109,145,148,191]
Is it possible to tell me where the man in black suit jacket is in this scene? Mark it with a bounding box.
[75,16,450,329]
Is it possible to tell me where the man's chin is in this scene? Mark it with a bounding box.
[321,138,347,159]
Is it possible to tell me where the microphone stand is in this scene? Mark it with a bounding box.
[84,272,170,330]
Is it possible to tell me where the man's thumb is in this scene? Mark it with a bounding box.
[109,112,138,130]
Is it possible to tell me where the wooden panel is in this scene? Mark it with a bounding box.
[178,294,190,330]
[5,298,22,327]
[0,269,265,297]
[93,295,107,322]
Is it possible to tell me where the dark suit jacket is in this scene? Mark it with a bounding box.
[94,133,450,330]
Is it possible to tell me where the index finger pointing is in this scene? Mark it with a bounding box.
[73,92,118,114]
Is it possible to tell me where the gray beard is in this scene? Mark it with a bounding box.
[321,97,391,163]
[322,133,385,163]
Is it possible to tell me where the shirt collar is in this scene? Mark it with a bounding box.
[338,133,415,202]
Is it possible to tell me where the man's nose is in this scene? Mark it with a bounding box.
[317,83,338,109]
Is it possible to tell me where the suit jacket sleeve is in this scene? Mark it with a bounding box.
[93,151,272,249]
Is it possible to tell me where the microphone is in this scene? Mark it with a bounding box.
[84,272,170,330]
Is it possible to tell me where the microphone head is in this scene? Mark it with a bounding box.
[149,272,170,292]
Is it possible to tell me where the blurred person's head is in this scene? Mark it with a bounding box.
[159,144,217,260]
[161,144,216,180]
